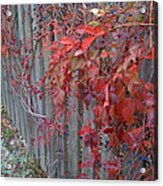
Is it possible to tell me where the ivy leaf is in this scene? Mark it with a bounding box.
[92,78,108,93]
[129,64,138,74]
[60,36,74,45]
[77,25,105,37]
[78,124,93,136]
[144,47,154,59]
[76,173,88,179]
[77,25,95,35]
[122,98,135,123]
[93,105,109,127]
[100,49,108,58]
[135,99,146,112]
[114,98,135,124]
[81,36,96,51]
[104,161,121,175]
[94,27,105,36]
[103,127,114,134]
[78,159,94,168]
[123,127,144,148]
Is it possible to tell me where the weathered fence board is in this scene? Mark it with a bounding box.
[83,104,94,179]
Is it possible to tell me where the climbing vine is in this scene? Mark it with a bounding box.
[1,2,157,180]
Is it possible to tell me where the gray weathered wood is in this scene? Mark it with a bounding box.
[67,91,79,178]
[82,103,94,179]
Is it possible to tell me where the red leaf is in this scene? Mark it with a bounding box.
[145,54,153,59]
[95,26,105,36]
[49,41,58,50]
[77,25,95,35]
[129,64,138,74]
[78,159,94,168]
[122,98,135,123]
[93,105,104,117]
[81,36,96,51]
[145,47,154,59]
[93,78,108,92]
[104,161,120,175]
[60,36,74,45]
[145,82,154,92]
[135,99,146,112]
[114,98,136,124]
[76,173,88,179]
[100,49,108,58]
[123,127,144,147]
[106,161,119,168]
[103,127,114,134]
[93,105,109,127]
[77,25,105,37]
[78,124,93,136]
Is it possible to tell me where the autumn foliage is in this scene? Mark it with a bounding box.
[1,2,157,180]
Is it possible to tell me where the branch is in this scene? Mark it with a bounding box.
[20,95,47,119]
[109,22,157,33]
[10,85,47,119]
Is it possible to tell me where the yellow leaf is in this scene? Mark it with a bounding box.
[89,8,105,17]
[88,21,100,27]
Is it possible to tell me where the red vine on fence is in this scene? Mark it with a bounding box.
[1,2,157,180]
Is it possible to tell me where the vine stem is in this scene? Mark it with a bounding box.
[21,96,47,118]
[108,22,157,33]
[11,84,47,119]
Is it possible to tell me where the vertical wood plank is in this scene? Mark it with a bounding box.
[1,61,6,108]
[30,4,39,160]
[11,5,22,132]
[5,55,12,119]
[22,4,34,151]
[67,92,79,178]
[9,5,19,127]
[82,104,94,179]
[16,5,27,139]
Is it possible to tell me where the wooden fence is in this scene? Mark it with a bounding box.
[1,3,157,179]
[1,4,99,178]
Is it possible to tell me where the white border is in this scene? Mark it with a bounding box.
[0,0,162,186]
